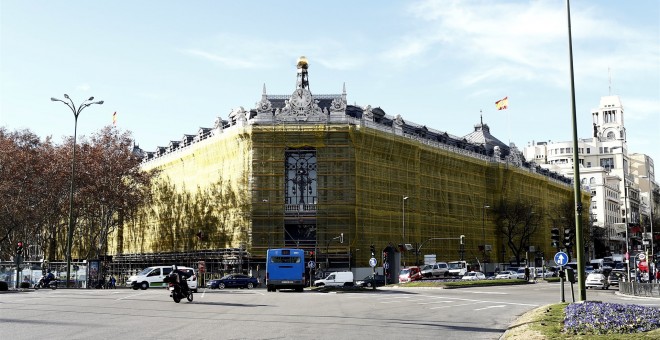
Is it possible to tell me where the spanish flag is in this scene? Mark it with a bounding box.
[495,97,508,110]
[113,112,117,126]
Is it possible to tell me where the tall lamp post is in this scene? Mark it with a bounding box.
[640,175,655,281]
[51,95,104,288]
[482,204,490,268]
[263,199,271,250]
[566,0,586,300]
[402,196,409,266]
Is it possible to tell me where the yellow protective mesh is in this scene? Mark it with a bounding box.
[110,123,589,267]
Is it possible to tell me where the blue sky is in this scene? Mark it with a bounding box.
[1,0,659,168]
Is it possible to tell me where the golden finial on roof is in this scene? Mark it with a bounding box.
[297,56,309,69]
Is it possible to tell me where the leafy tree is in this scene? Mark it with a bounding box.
[0,126,154,261]
[72,126,155,259]
[0,128,66,260]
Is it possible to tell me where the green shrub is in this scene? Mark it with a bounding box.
[19,282,31,289]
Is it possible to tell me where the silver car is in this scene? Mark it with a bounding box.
[585,272,609,290]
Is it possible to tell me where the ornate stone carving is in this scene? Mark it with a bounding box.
[213,116,224,131]
[229,106,248,125]
[255,84,273,114]
[394,114,404,127]
[362,105,374,120]
[505,144,524,167]
[275,88,327,122]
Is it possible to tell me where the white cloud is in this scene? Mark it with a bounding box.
[389,0,658,89]
[622,97,660,121]
[76,83,91,91]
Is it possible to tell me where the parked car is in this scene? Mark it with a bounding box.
[420,264,434,278]
[127,265,198,292]
[514,268,528,280]
[356,274,386,288]
[206,274,259,289]
[314,271,354,287]
[399,266,423,283]
[585,272,609,290]
[420,262,450,278]
[607,272,621,286]
[462,271,486,281]
[534,268,554,279]
[495,270,517,279]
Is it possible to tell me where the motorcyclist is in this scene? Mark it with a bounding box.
[44,269,55,285]
[171,265,191,294]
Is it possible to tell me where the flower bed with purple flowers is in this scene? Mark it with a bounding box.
[564,301,660,335]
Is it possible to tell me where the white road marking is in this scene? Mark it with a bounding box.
[474,305,506,311]
[465,291,508,295]
[115,292,148,300]
[430,302,483,309]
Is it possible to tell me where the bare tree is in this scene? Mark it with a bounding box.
[494,199,543,266]
[547,198,590,260]
[73,126,154,259]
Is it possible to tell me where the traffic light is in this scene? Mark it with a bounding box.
[460,235,465,245]
[383,251,388,263]
[551,228,560,248]
[15,242,23,256]
[370,244,375,257]
[339,233,344,244]
[564,228,574,249]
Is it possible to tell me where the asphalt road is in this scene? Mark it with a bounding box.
[1,283,658,340]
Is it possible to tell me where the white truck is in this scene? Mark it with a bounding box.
[314,271,354,287]
[447,261,468,277]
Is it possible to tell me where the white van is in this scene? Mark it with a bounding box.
[126,266,198,292]
[314,271,354,287]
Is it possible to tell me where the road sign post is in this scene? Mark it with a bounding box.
[554,252,569,303]
[369,257,377,290]
[308,261,316,288]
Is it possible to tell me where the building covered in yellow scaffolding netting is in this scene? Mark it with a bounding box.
[108,58,589,279]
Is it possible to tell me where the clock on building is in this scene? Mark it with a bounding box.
[291,88,312,107]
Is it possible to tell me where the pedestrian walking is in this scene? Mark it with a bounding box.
[524,266,530,282]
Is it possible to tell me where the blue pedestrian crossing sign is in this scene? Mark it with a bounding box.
[554,252,569,266]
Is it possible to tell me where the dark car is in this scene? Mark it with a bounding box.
[356,274,386,287]
[206,274,259,289]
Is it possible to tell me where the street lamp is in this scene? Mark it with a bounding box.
[640,175,655,281]
[482,204,490,268]
[51,94,104,288]
[402,196,409,267]
[402,196,409,242]
[263,199,271,250]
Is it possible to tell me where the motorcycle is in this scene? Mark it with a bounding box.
[165,273,193,303]
[34,276,58,290]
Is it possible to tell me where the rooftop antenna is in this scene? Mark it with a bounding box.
[480,109,483,125]
[608,66,611,95]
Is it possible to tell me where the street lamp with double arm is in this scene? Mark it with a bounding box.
[51,95,104,288]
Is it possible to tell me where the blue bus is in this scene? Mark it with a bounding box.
[266,248,305,292]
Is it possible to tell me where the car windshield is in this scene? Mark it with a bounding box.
[448,263,463,269]
[220,275,232,280]
[138,267,154,275]
[400,269,410,275]
[467,273,476,276]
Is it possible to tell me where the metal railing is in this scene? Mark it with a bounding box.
[619,282,660,297]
